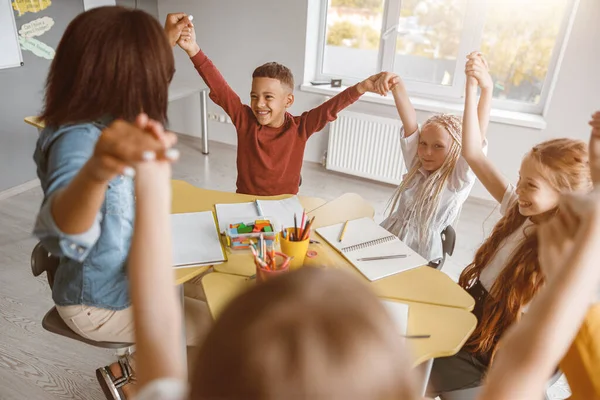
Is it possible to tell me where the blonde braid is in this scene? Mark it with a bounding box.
[386,114,463,248]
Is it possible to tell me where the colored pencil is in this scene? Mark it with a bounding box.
[338,220,349,242]
[300,216,315,241]
[294,214,298,241]
[300,210,306,239]
[356,254,407,262]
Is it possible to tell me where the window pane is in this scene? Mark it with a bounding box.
[323,0,385,79]
[393,0,468,86]
[482,0,569,105]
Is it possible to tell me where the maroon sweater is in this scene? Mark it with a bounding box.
[191,50,362,196]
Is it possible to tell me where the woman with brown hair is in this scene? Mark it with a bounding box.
[32,7,206,399]
[427,56,593,397]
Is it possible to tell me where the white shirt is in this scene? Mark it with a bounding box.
[134,379,188,400]
[479,185,533,291]
[381,127,487,261]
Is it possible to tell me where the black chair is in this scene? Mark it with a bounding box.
[31,242,133,399]
[428,225,456,270]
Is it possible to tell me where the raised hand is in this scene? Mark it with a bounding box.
[176,18,198,57]
[357,72,397,96]
[589,111,600,184]
[538,117,600,279]
[375,71,399,94]
[87,115,178,182]
[465,51,493,91]
[164,13,190,47]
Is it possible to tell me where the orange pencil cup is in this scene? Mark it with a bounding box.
[254,252,290,283]
[279,228,310,270]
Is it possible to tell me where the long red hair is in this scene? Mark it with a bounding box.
[459,138,591,363]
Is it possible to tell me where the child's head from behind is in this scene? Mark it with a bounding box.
[516,139,591,219]
[251,62,295,128]
[191,268,418,400]
[41,6,174,127]
[419,114,462,172]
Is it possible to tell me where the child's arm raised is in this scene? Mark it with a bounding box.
[170,16,246,128]
[470,54,493,139]
[300,72,395,137]
[128,121,185,388]
[479,187,600,400]
[35,116,175,258]
[462,54,509,203]
[389,75,418,137]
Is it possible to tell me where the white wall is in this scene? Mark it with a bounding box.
[159,0,600,201]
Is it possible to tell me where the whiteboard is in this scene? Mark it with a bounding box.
[83,0,116,10]
[0,0,23,70]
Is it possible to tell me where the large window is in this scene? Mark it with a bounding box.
[317,0,577,114]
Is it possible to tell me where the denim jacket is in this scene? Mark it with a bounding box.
[33,122,134,310]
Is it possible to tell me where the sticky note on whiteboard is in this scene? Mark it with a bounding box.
[83,0,116,10]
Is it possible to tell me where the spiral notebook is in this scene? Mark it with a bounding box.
[316,217,427,281]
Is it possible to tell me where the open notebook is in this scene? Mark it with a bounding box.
[215,197,304,232]
[316,217,428,281]
[171,211,227,268]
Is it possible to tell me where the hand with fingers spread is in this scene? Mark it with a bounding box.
[85,114,178,183]
[465,51,493,92]
[164,13,192,47]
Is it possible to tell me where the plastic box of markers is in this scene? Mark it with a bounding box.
[223,217,279,250]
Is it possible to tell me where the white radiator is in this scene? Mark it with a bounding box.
[326,111,405,185]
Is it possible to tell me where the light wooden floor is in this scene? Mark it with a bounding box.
[0,135,569,399]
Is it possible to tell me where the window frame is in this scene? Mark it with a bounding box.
[314,0,579,115]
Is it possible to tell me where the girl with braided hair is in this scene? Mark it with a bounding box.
[379,53,491,262]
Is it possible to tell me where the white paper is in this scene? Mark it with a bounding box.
[316,217,428,281]
[19,16,54,38]
[257,197,305,230]
[381,300,409,336]
[215,197,305,232]
[171,211,225,267]
[215,202,259,232]
[83,0,116,11]
[0,0,23,70]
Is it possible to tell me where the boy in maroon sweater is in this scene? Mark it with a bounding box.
[166,14,396,196]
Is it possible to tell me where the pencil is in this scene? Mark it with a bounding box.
[270,245,275,270]
[338,220,349,242]
[254,199,264,216]
[281,256,294,270]
[294,214,298,241]
[300,216,315,241]
[300,210,306,239]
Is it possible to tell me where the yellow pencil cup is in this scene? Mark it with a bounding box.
[279,228,309,270]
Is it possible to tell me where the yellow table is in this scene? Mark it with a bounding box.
[174,180,475,394]
[201,272,476,367]
[170,179,327,283]
[24,116,44,129]
[171,180,474,310]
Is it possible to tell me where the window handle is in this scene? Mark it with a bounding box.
[381,24,399,39]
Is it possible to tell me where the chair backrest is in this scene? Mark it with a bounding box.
[31,242,60,289]
[429,225,457,270]
[441,225,456,257]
